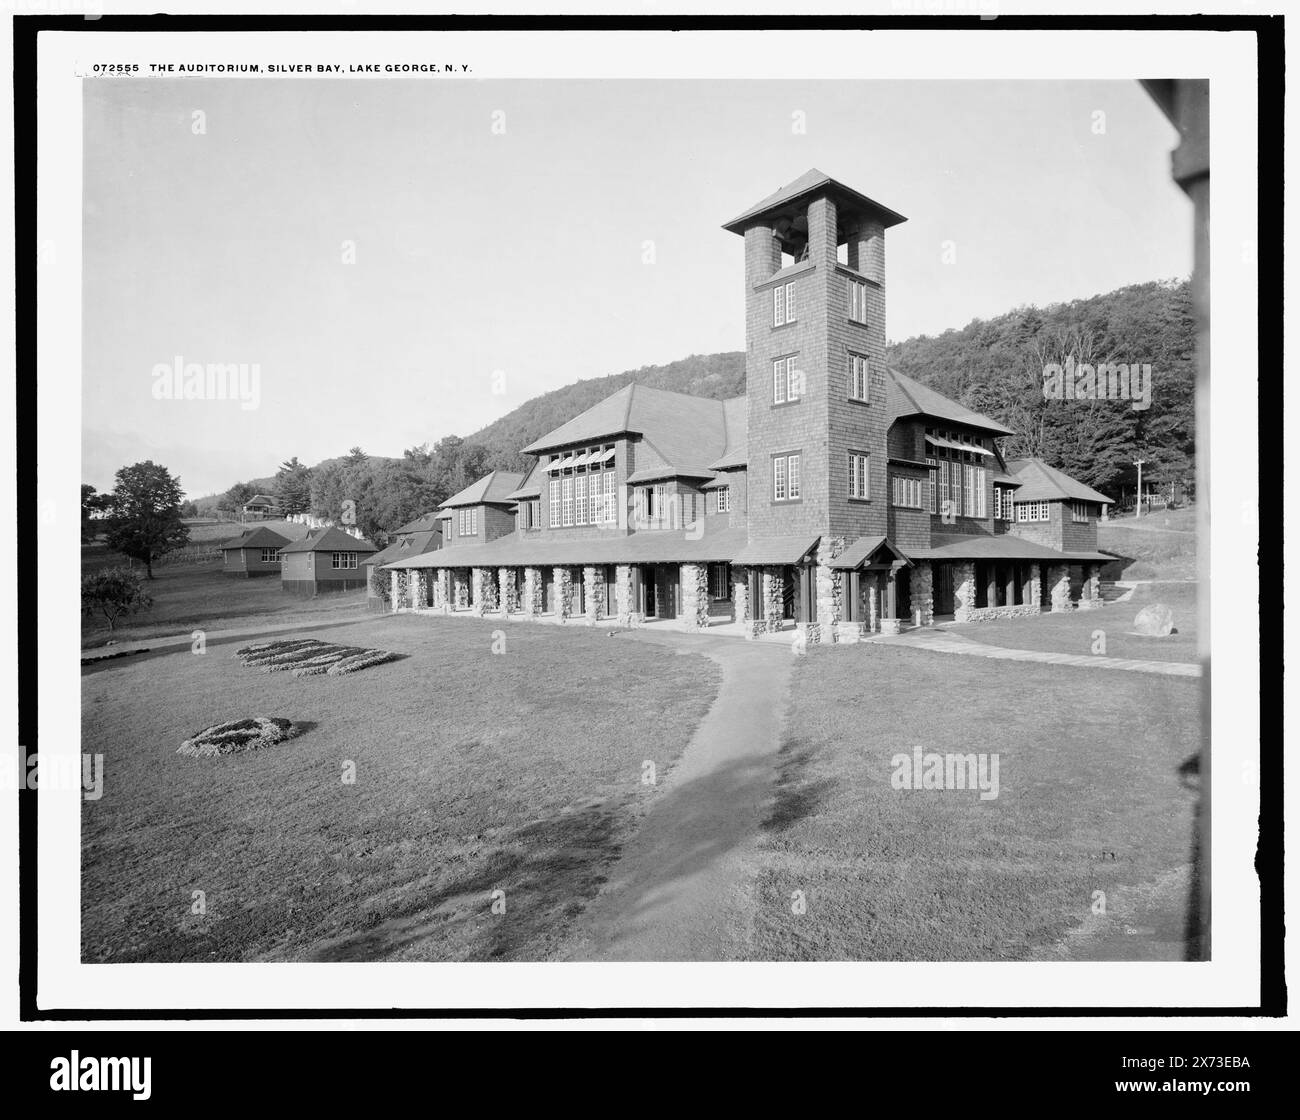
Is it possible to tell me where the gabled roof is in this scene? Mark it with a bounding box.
[391,512,444,535]
[218,526,290,551]
[243,494,277,506]
[278,525,377,554]
[722,168,908,234]
[522,383,732,477]
[503,461,541,501]
[829,536,911,570]
[885,369,1016,436]
[366,528,442,568]
[1005,459,1114,505]
[708,396,749,470]
[439,470,526,509]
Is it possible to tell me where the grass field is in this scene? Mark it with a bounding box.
[82,615,721,962]
[745,644,1200,960]
[950,581,1201,664]
[1098,506,1198,580]
[81,560,368,646]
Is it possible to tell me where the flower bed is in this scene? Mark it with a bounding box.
[233,638,403,678]
[177,716,299,758]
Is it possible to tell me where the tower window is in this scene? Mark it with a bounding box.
[773,280,797,327]
[773,452,801,502]
[848,278,868,324]
[849,353,870,401]
[849,452,870,499]
[772,355,801,404]
[716,486,731,513]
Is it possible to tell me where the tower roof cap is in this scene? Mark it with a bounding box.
[722,168,907,234]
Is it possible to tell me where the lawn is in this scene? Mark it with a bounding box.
[745,643,1200,960]
[81,560,369,647]
[948,581,1202,664]
[1098,506,1198,580]
[81,615,721,962]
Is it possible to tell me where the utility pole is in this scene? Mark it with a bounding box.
[1134,458,1145,518]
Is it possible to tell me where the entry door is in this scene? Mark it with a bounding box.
[658,566,678,619]
[782,567,797,620]
[643,566,657,617]
[934,564,955,615]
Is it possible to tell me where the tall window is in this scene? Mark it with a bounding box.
[575,475,587,525]
[549,479,560,527]
[848,278,868,324]
[974,466,987,518]
[773,452,801,502]
[849,353,870,401]
[604,472,616,523]
[716,486,732,513]
[772,355,800,403]
[848,451,870,499]
[1071,501,1090,523]
[773,280,797,326]
[561,477,573,526]
[963,465,975,518]
[926,458,937,513]
[709,562,731,601]
[939,459,951,515]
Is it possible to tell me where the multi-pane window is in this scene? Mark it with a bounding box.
[330,552,358,569]
[926,458,937,513]
[773,452,801,502]
[561,477,573,526]
[974,466,987,518]
[1071,501,1090,523]
[773,281,797,326]
[772,355,800,403]
[892,476,924,509]
[995,488,1016,522]
[457,508,478,537]
[963,465,975,517]
[716,486,732,513]
[709,562,731,601]
[849,353,870,401]
[848,278,868,324]
[1017,500,1051,523]
[848,451,870,499]
[575,475,587,525]
[938,459,952,515]
[603,472,616,523]
[260,547,281,563]
[549,479,560,527]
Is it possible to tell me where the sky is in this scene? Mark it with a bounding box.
[82,78,1190,497]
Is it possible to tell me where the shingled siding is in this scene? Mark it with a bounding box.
[483,505,515,542]
[222,548,281,577]
[1059,506,1101,553]
[1008,502,1070,550]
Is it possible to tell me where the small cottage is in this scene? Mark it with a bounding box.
[279,525,378,597]
[217,526,291,578]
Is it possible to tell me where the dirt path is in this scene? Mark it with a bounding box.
[558,631,794,961]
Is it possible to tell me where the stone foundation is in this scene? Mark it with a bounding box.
[798,621,823,646]
[960,604,1042,622]
[879,617,903,635]
[836,620,866,643]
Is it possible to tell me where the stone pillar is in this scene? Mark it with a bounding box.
[499,567,518,615]
[389,569,402,613]
[452,569,469,611]
[762,567,783,633]
[583,566,605,625]
[1048,563,1072,612]
[679,562,710,630]
[912,560,934,627]
[866,572,879,632]
[814,537,844,643]
[732,565,749,626]
[554,567,572,623]
[522,567,543,618]
[954,560,977,623]
[434,568,450,613]
[470,568,486,616]
[479,568,499,613]
[879,569,903,635]
[613,564,642,626]
[1027,563,1042,611]
[413,569,429,610]
[1078,562,1103,610]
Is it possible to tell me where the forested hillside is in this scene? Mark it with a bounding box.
[188,279,1194,542]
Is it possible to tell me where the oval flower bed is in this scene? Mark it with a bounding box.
[178,716,300,758]
[233,638,402,678]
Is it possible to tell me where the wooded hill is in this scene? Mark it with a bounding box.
[195,278,1194,541]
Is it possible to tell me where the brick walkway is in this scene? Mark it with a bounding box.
[869,626,1202,678]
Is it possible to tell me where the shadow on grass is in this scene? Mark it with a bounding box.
[763,737,834,834]
[304,802,625,962]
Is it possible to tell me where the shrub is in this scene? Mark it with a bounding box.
[81,567,153,631]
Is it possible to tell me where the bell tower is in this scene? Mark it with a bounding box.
[723,169,906,546]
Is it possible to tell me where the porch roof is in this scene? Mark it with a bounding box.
[730,535,821,566]
[829,535,911,570]
[909,533,1112,563]
[383,525,749,570]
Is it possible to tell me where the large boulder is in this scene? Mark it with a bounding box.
[1134,603,1174,637]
